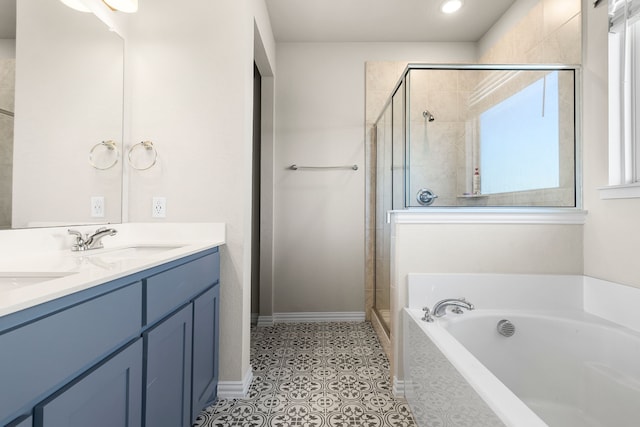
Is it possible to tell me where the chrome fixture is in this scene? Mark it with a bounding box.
[497,319,516,337]
[416,188,438,206]
[68,227,118,251]
[421,306,434,323]
[128,141,158,171]
[433,298,474,317]
[290,164,358,171]
[89,140,120,170]
[422,110,435,122]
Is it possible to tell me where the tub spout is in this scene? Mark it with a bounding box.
[433,298,474,317]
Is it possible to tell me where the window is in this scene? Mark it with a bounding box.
[605,0,640,197]
[480,72,560,194]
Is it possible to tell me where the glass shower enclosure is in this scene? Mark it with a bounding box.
[373,64,579,334]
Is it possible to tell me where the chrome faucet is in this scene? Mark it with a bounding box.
[432,298,474,318]
[68,227,118,251]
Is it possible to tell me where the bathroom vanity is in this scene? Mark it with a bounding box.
[0,223,224,427]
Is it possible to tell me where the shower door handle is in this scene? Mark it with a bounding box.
[416,188,438,206]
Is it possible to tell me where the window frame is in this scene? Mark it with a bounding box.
[602,0,640,199]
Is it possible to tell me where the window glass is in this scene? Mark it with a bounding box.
[480,72,560,194]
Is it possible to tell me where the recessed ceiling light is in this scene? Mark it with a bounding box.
[440,0,463,14]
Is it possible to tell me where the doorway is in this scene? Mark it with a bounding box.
[251,62,261,325]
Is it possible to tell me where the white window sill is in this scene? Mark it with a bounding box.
[598,183,640,199]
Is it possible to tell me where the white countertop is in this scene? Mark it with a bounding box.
[0,223,225,318]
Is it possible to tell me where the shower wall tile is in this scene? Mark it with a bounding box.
[543,0,581,38]
[479,0,581,65]
[515,2,545,54]
[367,90,393,125]
[366,62,407,123]
[424,90,459,123]
[0,59,14,230]
[542,14,582,64]
[0,59,15,112]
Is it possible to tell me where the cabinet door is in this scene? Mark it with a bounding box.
[34,339,143,427]
[0,282,142,424]
[191,284,220,422]
[144,304,193,427]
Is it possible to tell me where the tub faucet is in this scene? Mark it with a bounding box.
[433,298,474,317]
[68,227,118,251]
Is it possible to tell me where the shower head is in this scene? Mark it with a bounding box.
[423,110,435,122]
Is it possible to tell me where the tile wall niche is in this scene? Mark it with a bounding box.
[0,59,15,230]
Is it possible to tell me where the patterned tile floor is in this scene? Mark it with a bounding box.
[194,322,416,427]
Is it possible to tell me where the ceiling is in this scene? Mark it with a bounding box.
[265,0,516,43]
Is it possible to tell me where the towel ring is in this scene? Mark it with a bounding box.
[89,140,119,170]
[128,140,158,170]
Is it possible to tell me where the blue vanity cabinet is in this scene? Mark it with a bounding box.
[34,339,143,427]
[143,304,193,427]
[0,246,221,427]
[191,284,220,422]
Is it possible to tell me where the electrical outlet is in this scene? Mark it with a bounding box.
[91,196,105,218]
[152,197,166,218]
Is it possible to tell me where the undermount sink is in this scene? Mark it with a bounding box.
[83,245,184,262]
[0,272,76,291]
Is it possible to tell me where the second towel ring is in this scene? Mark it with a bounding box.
[89,140,119,170]
[128,141,158,170]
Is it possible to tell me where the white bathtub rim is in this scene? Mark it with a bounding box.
[405,308,548,427]
[438,307,640,336]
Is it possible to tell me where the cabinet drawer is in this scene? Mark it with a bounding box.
[145,251,219,325]
[0,282,142,424]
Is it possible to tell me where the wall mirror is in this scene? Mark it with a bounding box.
[0,0,124,229]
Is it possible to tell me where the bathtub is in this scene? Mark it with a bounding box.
[403,274,640,427]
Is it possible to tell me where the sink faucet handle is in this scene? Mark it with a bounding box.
[68,229,87,251]
[68,228,83,238]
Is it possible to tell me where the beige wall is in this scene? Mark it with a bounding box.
[582,2,640,288]
[272,43,475,318]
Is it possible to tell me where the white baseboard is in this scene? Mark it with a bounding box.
[393,376,405,398]
[216,366,253,399]
[251,312,259,324]
[257,315,274,327]
[269,311,365,323]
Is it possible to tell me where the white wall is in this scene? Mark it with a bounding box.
[582,1,640,288]
[126,0,275,385]
[272,43,475,317]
